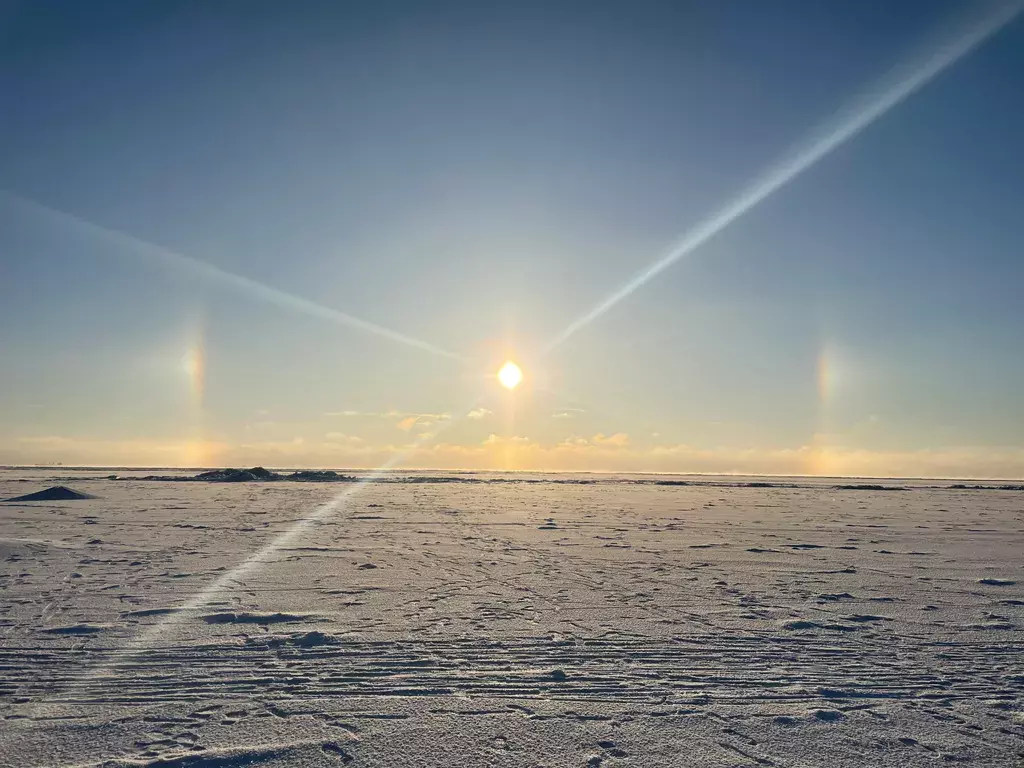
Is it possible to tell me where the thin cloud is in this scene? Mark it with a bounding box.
[552,407,587,418]
[396,413,451,431]
[324,432,364,444]
[557,433,630,448]
[415,413,451,424]
[591,433,630,448]
[327,409,451,430]
[325,409,401,418]
[483,434,532,445]
[467,408,492,420]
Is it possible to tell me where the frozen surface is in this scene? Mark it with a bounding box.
[1,469,1022,766]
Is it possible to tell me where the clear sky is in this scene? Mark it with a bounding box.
[2,1,1023,477]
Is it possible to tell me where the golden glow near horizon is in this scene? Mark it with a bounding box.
[497,360,523,390]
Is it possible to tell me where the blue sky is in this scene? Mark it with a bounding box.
[2,1,1023,476]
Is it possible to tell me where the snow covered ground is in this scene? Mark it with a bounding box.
[1,469,1022,766]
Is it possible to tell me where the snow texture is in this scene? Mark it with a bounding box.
[1,469,1022,766]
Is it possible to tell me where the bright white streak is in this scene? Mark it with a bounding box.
[1,191,463,361]
[545,1,1023,351]
[25,473,387,707]
[35,393,493,706]
[108,464,400,660]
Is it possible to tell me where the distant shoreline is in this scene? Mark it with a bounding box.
[3,466,1022,490]
[2,465,1024,483]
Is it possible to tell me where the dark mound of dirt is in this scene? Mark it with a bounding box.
[136,467,356,483]
[291,630,337,648]
[196,466,279,482]
[5,485,97,502]
[288,470,344,482]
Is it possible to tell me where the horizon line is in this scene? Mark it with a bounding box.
[4,464,1024,483]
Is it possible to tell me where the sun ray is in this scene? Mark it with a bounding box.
[544,1,1023,352]
[42,392,490,705]
[0,190,464,361]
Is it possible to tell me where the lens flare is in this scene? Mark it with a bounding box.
[498,361,523,390]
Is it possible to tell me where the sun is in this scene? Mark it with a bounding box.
[497,360,523,390]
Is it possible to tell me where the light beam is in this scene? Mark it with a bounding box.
[1,191,463,361]
[36,392,494,707]
[545,1,1023,352]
